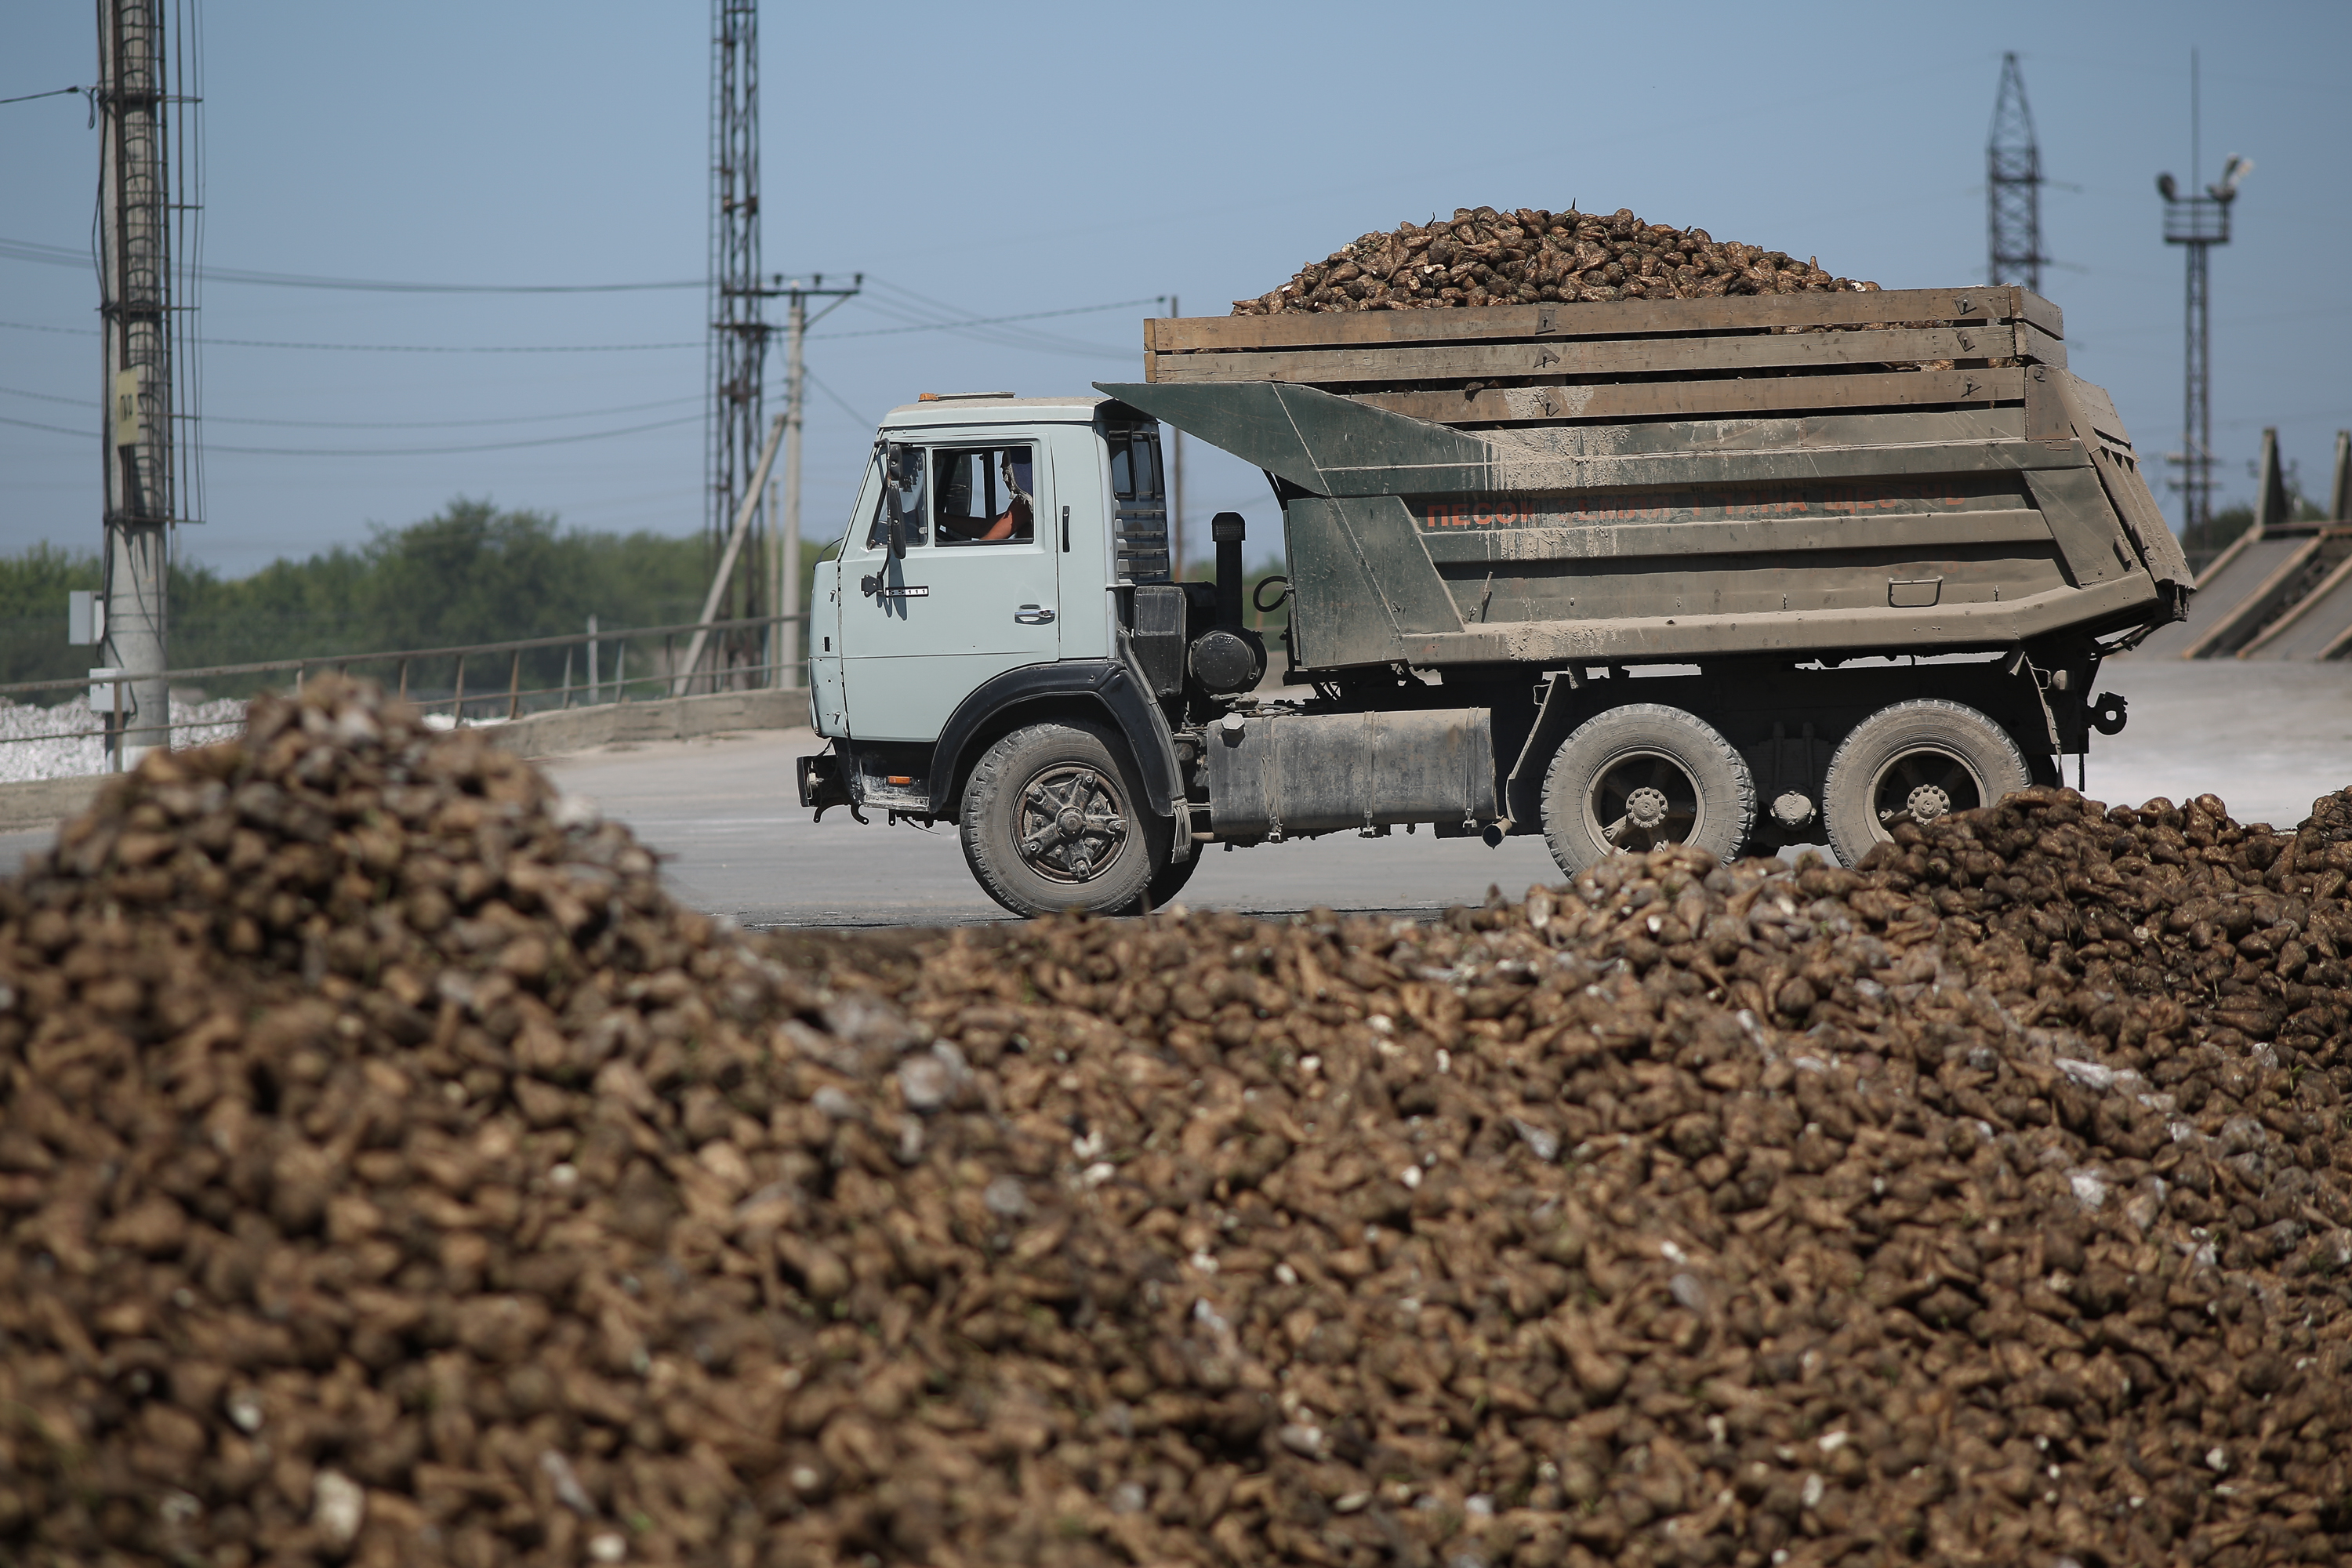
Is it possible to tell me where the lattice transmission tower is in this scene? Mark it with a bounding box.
[1986,53,2045,292]
[706,0,768,664]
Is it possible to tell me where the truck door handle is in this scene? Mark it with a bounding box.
[1015,605,1056,625]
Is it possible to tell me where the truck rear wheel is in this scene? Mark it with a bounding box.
[1540,703,1757,876]
[960,720,1165,918]
[1821,699,2031,866]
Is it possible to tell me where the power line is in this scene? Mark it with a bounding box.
[2,409,701,456]
[0,318,700,353]
[800,367,873,430]
[0,234,698,293]
[0,383,704,430]
[812,294,1163,342]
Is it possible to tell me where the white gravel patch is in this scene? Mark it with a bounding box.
[0,695,249,782]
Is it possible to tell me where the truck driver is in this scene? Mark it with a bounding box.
[935,448,1033,543]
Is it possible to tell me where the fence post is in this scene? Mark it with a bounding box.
[587,614,599,704]
[664,634,675,699]
[616,641,626,701]
[561,646,573,710]
[453,654,466,724]
[112,676,124,772]
[397,658,408,701]
[507,649,522,720]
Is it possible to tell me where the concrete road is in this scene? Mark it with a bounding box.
[539,730,1566,929]
[0,659,2340,926]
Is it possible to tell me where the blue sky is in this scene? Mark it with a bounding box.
[2,1,2347,580]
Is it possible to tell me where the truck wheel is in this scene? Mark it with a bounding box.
[1821,699,2031,866]
[1540,703,1757,876]
[960,721,1165,917]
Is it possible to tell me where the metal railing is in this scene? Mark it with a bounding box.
[0,613,806,771]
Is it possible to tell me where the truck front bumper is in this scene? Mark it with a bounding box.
[797,747,855,818]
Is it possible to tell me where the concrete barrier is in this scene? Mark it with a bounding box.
[0,688,810,833]
[486,688,808,757]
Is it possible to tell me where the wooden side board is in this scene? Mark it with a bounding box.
[1147,286,2063,354]
[1147,325,2053,387]
[1349,368,2027,426]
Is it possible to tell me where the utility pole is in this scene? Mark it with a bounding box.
[1167,294,1185,579]
[773,274,858,687]
[1986,53,2045,294]
[2156,49,2251,539]
[708,0,765,686]
[96,0,196,764]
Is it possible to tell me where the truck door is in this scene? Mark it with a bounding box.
[840,435,1059,743]
[805,462,872,738]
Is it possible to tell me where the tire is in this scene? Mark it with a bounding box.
[1821,699,2032,866]
[1539,703,1757,877]
[959,720,1167,917]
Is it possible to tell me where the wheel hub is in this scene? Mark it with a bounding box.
[1906,782,1954,824]
[1624,786,1669,831]
[1016,765,1127,884]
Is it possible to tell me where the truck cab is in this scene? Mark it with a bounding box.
[801,395,1214,916]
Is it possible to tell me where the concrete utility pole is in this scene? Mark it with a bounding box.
[773,275,858,687]
[1167,294,1185,579]
[97,0,189,764]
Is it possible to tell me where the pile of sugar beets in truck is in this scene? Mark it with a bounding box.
[10,678,2352,1568]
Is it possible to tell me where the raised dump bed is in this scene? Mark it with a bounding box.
[1112,285,2188,674]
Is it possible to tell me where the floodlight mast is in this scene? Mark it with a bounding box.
[2156,50,2249,539]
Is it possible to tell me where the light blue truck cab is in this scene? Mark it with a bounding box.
[800,394,1229,916]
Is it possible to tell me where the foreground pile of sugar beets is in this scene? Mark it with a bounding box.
[1232,205,1877,314]
[7,682,2352,1568]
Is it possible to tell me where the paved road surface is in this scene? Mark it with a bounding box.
[0,661,2341,926]
[539,729,1566,929]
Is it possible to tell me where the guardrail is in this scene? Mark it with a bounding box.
[0,613,804,771]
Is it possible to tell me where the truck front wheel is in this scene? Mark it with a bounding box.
[1540,703,1758,876]
[1820,699,2031,867]
[960,721,1167,917]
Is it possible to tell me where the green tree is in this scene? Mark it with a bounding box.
[0,499,720,701]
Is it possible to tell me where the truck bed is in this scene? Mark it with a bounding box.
[1102,288,2189,673]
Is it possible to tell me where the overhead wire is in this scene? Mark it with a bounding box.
[2,409,702,457]
[0,86,89,107]
[0,383,707,430]
[0,234,699,293]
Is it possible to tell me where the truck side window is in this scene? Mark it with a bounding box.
[933,445,1035,546]
[1105,424,1171,581]
[1108,429,1163,502]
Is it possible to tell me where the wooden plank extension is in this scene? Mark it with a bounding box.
[1349,367,2027,426]
[1146,285,2061,356]
[1147,325,2049,387]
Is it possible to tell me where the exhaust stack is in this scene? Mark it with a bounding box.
[1213,510,1246,624]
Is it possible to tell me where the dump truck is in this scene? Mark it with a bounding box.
[798,286,2190,916]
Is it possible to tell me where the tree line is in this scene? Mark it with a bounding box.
[0,500,734,701]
